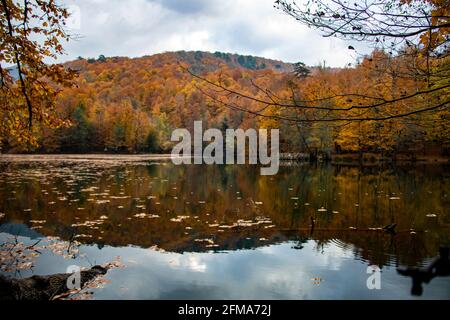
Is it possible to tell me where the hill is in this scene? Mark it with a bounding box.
[73,51,294,74]
[16,51,296,153]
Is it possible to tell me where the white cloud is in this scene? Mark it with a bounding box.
[59,0,368,67]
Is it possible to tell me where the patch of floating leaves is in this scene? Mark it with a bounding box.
[217,216,273,229]
[170,215,190,222]
[71,219,105,229]
[194,238,219,248]
[133,213,160,219]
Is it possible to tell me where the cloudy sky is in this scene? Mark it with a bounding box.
[60,0,366,67]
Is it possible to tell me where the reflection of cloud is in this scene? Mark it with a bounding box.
[166,254,207,272]
[314,242,356,271]
[59,0,368,66]
[186,256,207,272]
[22,240,444,299]
[148,0,216,15]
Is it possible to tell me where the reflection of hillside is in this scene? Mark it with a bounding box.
[0,223,42,239]
[0,162,449,268]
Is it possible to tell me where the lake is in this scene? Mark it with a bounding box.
[0,156,449,299]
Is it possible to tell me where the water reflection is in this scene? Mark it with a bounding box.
[0,161,449,299]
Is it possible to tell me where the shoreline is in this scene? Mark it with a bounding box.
[0,153,448,165]
[0,154,174,163]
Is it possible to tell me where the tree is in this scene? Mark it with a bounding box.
[293,62,310,78]
[0,0,77,147]
[58,103,93,152]
[145,129,160,152]
[97,54,107,63]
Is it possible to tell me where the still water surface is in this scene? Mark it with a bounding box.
[0,159,449,299]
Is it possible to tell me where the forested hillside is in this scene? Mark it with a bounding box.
[3,50,449,157]
[3,51,296,153]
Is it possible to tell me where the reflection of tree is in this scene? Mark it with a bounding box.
[0,162,448,269]
[398,246,450,296]
[291,236,309,250]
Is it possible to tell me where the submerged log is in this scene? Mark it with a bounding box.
[0,265,108,300]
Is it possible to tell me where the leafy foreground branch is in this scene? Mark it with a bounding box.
[0,0,77,146]
[0,236,125,300]
[182,63,450,122]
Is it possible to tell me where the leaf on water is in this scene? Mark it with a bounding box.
[71,220,104,227]
[170,215,190,222]
[194,238,215,245]
[219,224,237,229]
[148,245,165,252]
[133,213,159,219]
[317,207,327,212]
[81,187,99,192]
[389,197,401,200]
[74,234,93,239]
[255,216,272,224]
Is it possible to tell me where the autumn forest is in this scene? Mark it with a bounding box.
[0,1,449,161]
[1,49,448,160]
[0,0,449,303]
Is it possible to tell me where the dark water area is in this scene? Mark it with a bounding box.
[0,159,449,299]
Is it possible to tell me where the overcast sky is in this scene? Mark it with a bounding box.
[59,0,366,67]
